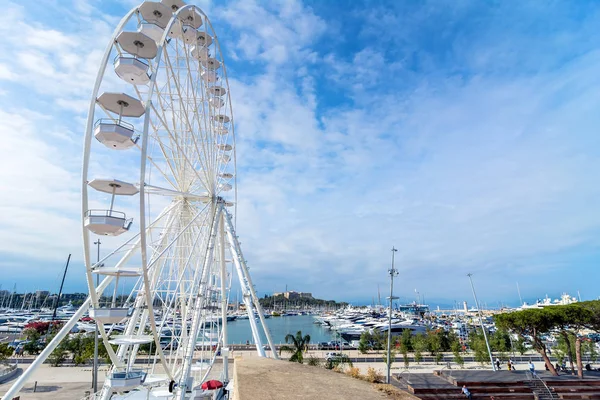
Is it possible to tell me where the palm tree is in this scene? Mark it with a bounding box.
[280,330,311,363]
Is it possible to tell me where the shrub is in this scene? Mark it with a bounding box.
[346,366,362,379]
[306,356,321,366]
[0,343,13,361]
[49,338,69,367]
[366,366,384,383]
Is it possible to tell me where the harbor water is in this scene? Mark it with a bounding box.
[226,315,335,344]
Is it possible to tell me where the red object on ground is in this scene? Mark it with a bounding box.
[201,380,223,390]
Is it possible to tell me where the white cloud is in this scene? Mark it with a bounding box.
[1,0,600,307]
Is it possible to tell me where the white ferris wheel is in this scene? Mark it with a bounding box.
[4,1,277,399]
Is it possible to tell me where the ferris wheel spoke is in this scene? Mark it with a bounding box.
[180,39,216,192]
[160,42,212,186]
[149,92,211,192]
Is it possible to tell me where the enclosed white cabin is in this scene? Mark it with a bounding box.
[89,307,129,324]
[216,144,232,151]
[137,1,171,43]
[114,57,150,85]
[106,370,147,389]
[196,31,213,47]
[191,45,210,60]
[213,114,230,124]
[85,210,133,236]
[94,93,145,150]
[201,70,219,83]
[94,119,137,150]
[182,25,198,44]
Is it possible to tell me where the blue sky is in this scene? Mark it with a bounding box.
[1,0,600,308]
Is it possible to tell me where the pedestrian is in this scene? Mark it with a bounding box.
[495,357,501,370]
[555,362,561,372]
[507,360,512,371]
[246,340,249,346]
[462,385,473,400]
[529,360,536,377]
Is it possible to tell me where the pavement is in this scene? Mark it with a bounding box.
[232,356,394,400]
[0,349,585,400]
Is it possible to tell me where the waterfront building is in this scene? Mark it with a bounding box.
[273,291,313,300]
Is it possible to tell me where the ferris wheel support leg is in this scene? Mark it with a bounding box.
[222,209,279,360]
[219,212,229,382]
[176,203,221,399]
[2,276,116,400]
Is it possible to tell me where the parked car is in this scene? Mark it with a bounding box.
[325,352,348,362]
[317,342,330,350]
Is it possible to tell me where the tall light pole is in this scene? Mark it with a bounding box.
[467,273,495,371]
[93,239,101,393]
[386,247,399,384]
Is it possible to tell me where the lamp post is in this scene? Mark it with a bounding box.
[93,239,101,392]
[386,247,399,384]
[467,273,495,371]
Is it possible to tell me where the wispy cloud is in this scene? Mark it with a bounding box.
[1,0,599,305]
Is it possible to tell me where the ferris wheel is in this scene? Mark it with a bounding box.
[4,1,278,399]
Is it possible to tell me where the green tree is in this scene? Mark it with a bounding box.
[490,329,511,353]
[48,339,69,367]
[469,330,489,366]
[583,339,598,363]
[412,333,427,364]
[402,347,409,369]
[401,329,413,352]
[515,337,527,355]
[0,342,13,361]
[495,308,560,375]
[451,341,465,368]
[67,334,94,365]
[382,348,396,369]
[426,328,442,356]
[280,330,311,363]
[22,328,42,355]
[358,331,371,354]
[548,303,598,378]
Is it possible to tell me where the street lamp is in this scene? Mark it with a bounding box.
[386,247,399,384]
[467,273,495,371]
[93,239,101,392]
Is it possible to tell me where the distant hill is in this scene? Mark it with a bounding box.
[259,294,348,309]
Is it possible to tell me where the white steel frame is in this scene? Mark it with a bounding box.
[2,3,277,400]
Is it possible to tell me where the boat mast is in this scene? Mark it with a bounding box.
[516,282,523,306]
[52,254,72,321]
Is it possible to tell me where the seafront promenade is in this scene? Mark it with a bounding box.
[0,346,562,400]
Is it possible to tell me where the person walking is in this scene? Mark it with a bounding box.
[462,385,473,400]
[507,360,512,371]
[529,360,536,377]
[495,357,501,370]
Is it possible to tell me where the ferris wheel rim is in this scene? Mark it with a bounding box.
[80,1,238,391]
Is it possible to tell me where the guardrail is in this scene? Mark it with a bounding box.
[525,370,555,398]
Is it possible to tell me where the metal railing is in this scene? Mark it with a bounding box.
[86,209,127,219]
[94,118,135,132]
[525,370,555,398]
[113,55,149,69]
[396,369,412,385]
